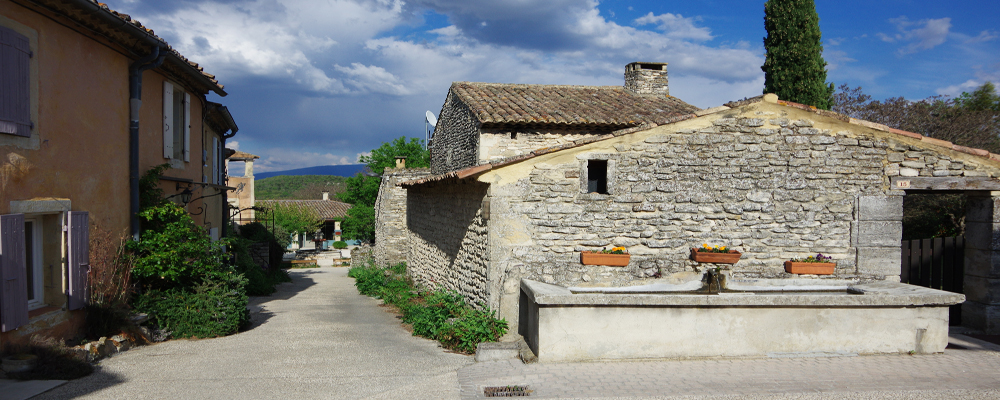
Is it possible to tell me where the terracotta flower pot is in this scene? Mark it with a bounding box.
[581,252,630,267]
[690,248,742,264]
[784,261,836,275]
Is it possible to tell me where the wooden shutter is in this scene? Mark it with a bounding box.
[183,92,191,162]
[0,26,32,138]
[0,213,28,332]
[67,211,89,310]
[163,81,174,158]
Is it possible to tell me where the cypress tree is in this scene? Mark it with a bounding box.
[762,0,835,109]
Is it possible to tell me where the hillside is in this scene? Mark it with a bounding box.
[255,175,349,200]
[255,164,367,180]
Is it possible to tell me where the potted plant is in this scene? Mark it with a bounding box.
[581,247,630,266]
[784,253,836,275]
[690,244,741,264]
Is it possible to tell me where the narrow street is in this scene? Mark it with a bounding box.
[34,268,471,399]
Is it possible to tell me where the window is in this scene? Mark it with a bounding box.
[24,218,42,307]
[587,160,608,194]
[163,81,190,162]
[0,25,33,138]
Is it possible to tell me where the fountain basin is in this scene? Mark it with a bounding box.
[519,278,964,362]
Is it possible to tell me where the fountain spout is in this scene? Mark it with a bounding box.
[705,268,727,294]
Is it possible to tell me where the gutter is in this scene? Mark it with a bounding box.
[129,46,166,240]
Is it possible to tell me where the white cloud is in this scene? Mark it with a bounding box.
[334,63,411,95]
[878,16,951,55]
[634,12,713,41]
[935,79,981,97]
[254,148,356,172]
[227,140,240,151]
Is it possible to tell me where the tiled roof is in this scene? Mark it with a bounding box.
[401,93,1000,187]
[24,0,225,95]
[449,82,700,128]
[227,150,259,161]
[257,200,351,221]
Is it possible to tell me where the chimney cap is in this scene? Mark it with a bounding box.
[627,62,668,72]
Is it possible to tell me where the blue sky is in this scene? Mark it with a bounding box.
[104,0,1000,172]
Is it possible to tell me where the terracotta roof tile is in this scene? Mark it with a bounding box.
[227,150,259,160]
[257,200,351,220]
[450,82,700,128]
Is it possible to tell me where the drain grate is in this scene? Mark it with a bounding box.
[484,385,531,397]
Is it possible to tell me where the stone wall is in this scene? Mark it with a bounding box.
[624,62,669,96]
[406,180,491,308]
[374,167,431,266]
[430,91,480,174]
[479,128,610,164]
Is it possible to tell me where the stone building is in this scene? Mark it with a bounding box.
[399,83,1000,334]
[374,164,431,266]
[226,150,259,224]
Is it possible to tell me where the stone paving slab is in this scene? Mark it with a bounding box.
[459,345,1000,399]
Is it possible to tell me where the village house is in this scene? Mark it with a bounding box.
[227,150,260,225]
[377,62,1000,335]
[258,195,352,246]
[0,0,236,346]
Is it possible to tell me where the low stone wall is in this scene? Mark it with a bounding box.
[406,180,491,307]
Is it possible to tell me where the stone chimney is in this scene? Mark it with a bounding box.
[624,62,669,96]
[395,156,406,169]
[322,191,329,201]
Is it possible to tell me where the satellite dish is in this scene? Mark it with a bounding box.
[425,110,437,127]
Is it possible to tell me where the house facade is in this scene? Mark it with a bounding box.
[0,0,235,346]
[394,65,1000,334]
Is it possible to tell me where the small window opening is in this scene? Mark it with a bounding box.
[588,160,608,194]
[639,63,662,70]
[510,132,517,139]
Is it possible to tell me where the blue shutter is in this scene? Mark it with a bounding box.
[1,213,28,332]
[0,26,32,138]
[67,211,89,310]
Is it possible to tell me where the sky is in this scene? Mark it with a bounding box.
[103,0,1000,172]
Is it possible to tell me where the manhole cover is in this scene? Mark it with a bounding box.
[484,385,531,397]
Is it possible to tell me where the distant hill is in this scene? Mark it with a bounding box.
[255,164,367,180]
[256,175,349,200]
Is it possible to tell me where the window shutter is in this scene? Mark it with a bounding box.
[0,26,32,138]
[163,81,174,159]
[183,93,191,162]
[0,213,28,332]
[67,211,89,310]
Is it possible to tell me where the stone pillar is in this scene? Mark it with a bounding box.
[855,195,903,278]
[963,193,1000,333]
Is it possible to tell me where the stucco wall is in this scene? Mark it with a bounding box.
[406,180,491,308]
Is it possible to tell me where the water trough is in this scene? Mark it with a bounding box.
[518,272,964,362]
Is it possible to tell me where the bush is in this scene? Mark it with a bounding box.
[133,276,249,338]
[228,237,291,296]
[86,223,136,339]
[129,203,233,289]
[347,262,507,354]
[332,241,348,249]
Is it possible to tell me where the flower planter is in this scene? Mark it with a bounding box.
[581,252,630,267]
[690,248,742,264]
[784,261,836,275]
[1,354,37,373]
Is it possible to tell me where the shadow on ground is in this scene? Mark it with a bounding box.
[29,367,126,399]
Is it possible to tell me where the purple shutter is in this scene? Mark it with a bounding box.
[0,26,32,138]
[1,213,28,332]
[67,211,89,310]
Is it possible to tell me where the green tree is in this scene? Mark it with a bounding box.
[342,204,375,242]
[955,82,1000,112]
[359,136,429,173]
[337,174,381,207]
[762,0,835,109]
[265,202,322,236]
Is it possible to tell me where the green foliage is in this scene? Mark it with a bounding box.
[139,163,171,210]
[264,202,322,235]
[348,262,508,354]
[228,237,291,296]
[129,203,233,289]
[337,174,381,207]
[342,204,375,242]
[133,275,249,338]
[955,82,1000,113]
[360,136,429,173]
[256,175,348,200]
[762,0,834,109]
[902,194,966,240]
[332,241,348,249]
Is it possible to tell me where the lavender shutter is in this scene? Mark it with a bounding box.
[1,213,28,332]
[67,211,89,310]
[0,26,32,138]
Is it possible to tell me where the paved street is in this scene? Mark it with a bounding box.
[33,267,472,399]
[28,266,1000,399]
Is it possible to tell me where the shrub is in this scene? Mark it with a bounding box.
[348,262,507,353]
[133,275,249,338]
[86,223,136,339]
[332,241,348,249]
[228,237,291,296]
[129,203,233,289]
